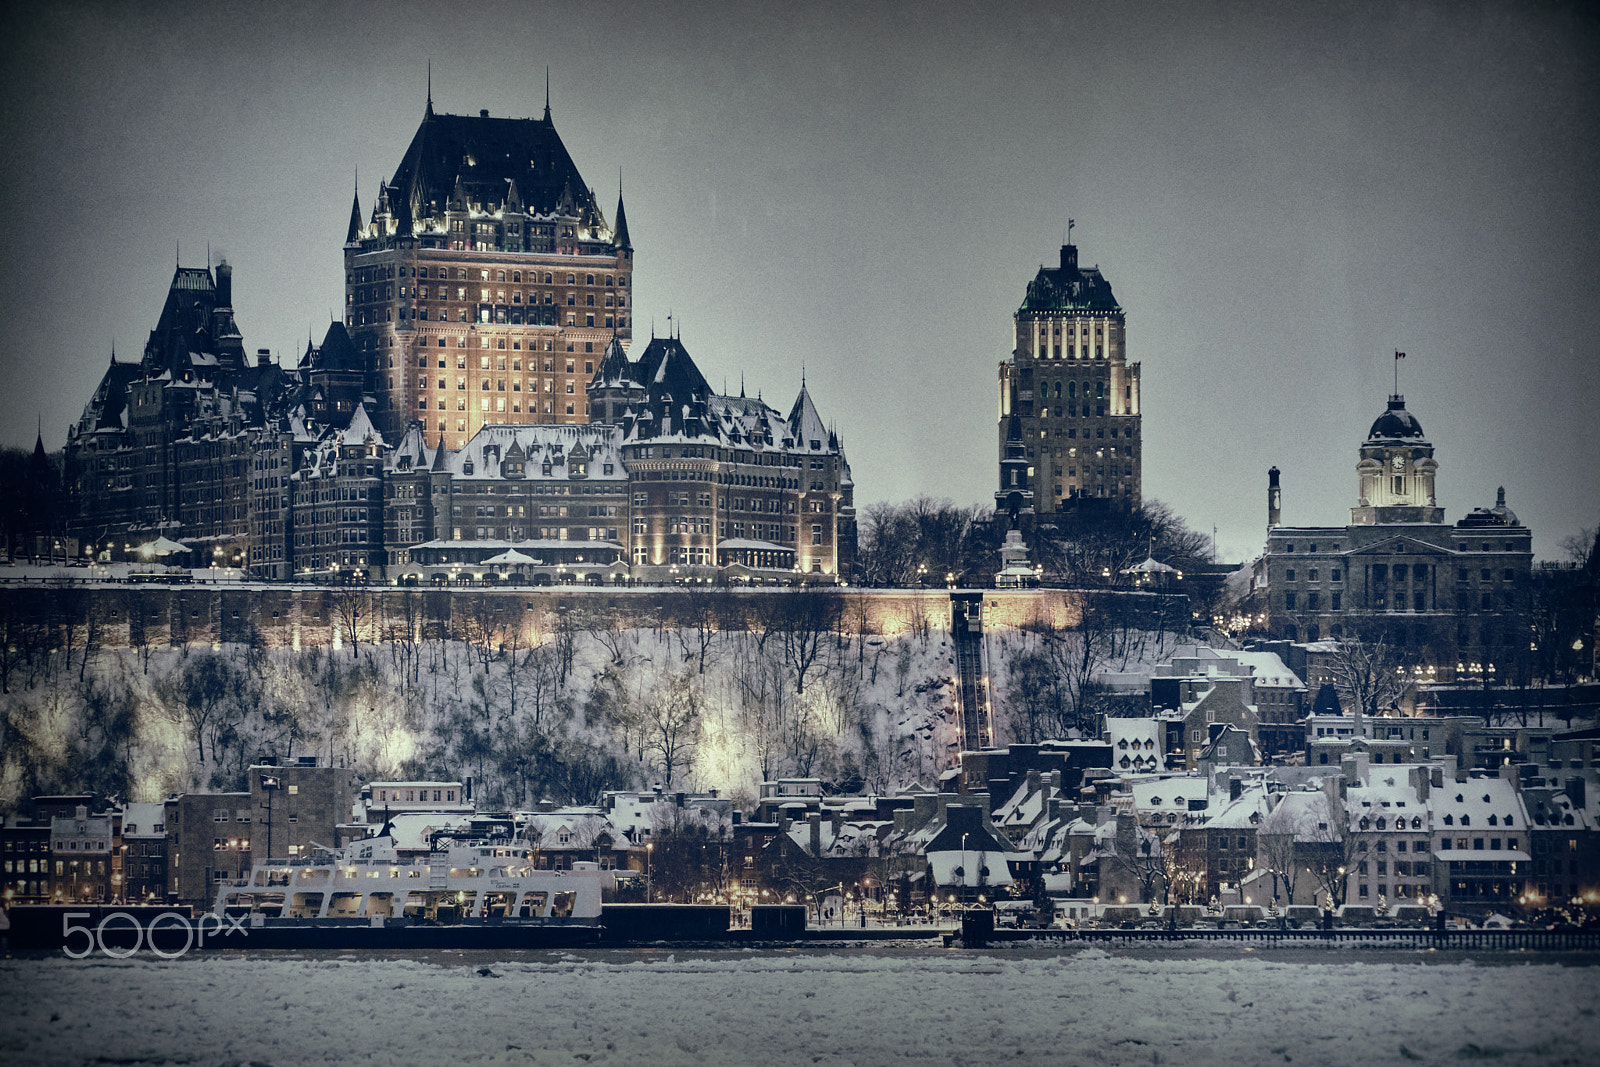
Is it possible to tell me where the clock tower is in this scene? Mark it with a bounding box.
[1350,394,1443,526]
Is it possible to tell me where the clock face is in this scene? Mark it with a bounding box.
[1391,454,1405,471]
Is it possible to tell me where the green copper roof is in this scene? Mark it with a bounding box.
[1017,244,1121,314]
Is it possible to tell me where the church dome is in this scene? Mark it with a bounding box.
[1367,396,1425,440]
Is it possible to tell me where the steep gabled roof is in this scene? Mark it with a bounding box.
[387,106,602,227]
[338,403,383,447]
[312,321,364,372]
[787,383,827,450]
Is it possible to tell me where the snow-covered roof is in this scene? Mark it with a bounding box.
[1432,776,1526,832]
[1228,650,1306,690]
[1207,786,1271,830]
[481,548,538,565]
[438,422,627,482]
[338,403,382,447]
[120,802,166,839]
[1106,719,1162,772]
[1258,791,1336,840]
[927,849,1016,888]
[1129,777,1209,820]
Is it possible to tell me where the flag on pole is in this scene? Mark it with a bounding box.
[1395,351,1405,359]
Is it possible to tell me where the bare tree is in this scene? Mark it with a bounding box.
[1300,791,1361,910]
[1011,601,1114,738]
[166,651,248,766]
[577,605,630,667]
[1105,825,1169,904]
[460,593,509,673]
[330,586,370,660]
[1325,636,1407,721]
[775,587,841,695]
[668,586,724,674]
[643,671,702,788]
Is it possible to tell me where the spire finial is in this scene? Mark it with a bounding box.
[544,67,551,120]
[427,59,432,108]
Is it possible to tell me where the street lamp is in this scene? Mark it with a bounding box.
[645,842,653,903]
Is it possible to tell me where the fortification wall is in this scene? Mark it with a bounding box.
[0,583,1095,652]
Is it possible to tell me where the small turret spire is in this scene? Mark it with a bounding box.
[613,171,631,250]
[544,67,551,121]
[426,60,433,115]
[346,170,362,244]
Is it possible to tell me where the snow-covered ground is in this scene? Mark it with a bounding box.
[2,946,1595,1066]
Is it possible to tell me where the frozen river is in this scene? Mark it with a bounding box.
[2,942,1596,1066]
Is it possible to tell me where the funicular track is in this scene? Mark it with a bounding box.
[950,593,991,751]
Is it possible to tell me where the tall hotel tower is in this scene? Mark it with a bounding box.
[345,90,632,449]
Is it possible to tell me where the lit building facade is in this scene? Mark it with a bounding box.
[344,94,632,451]
[1253,393,1533,672]
[997,242,1142,517]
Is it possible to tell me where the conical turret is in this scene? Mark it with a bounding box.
[346,180,363,244]
[613,191,631,251]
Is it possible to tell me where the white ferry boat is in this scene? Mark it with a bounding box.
[208,832,615,949]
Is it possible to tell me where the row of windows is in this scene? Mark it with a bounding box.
[417,377,578,394]
[353,266,627,288]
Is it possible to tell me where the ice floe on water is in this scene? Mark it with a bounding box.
[1,949,1596,1066]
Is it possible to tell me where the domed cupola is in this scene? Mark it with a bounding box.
[1351,393,1443,526]
[1367,396,1426,441]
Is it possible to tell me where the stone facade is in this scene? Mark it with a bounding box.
[1253,394,1533,674]
[345,98,632,450]
[997,242,1142,518]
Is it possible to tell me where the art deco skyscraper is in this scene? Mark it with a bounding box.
[997,242,1141,518]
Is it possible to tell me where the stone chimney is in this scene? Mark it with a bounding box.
[1268,466,1282,528]
[807,812,822,856]
[1228,776,1243,802]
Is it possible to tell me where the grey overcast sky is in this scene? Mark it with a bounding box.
[1,0,1595,563]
